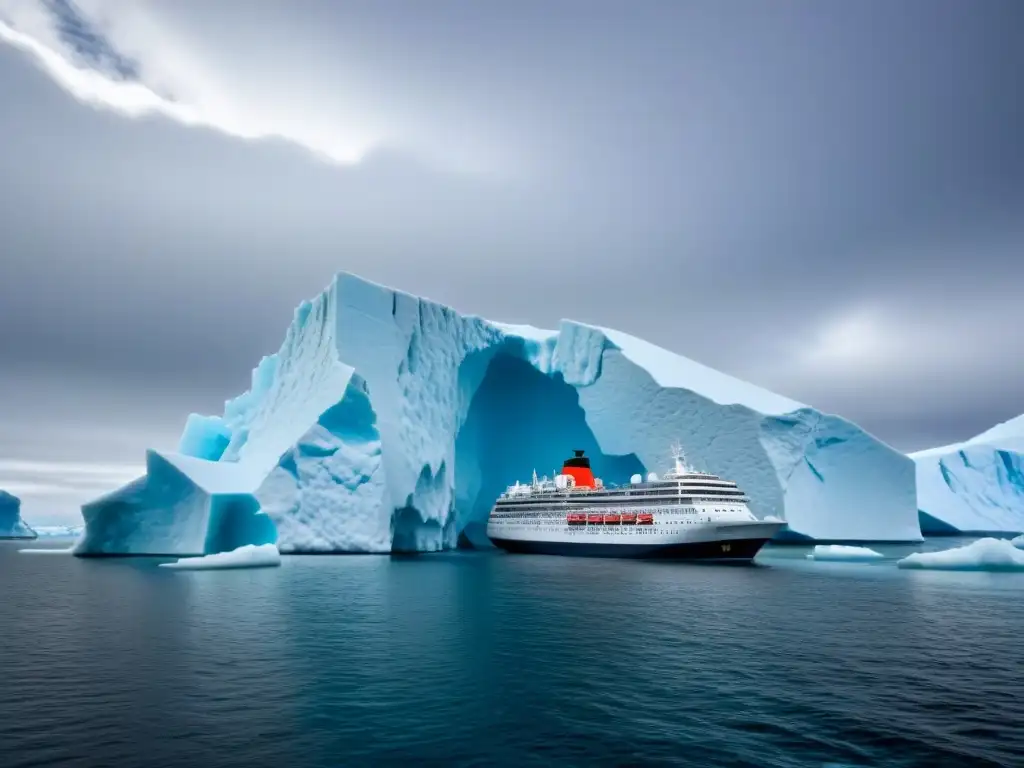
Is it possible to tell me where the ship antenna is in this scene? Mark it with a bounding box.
[532,469,539,489]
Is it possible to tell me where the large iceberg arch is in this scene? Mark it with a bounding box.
[0,490,35,539]
[911,415,1024,535]
[74,272,921,555]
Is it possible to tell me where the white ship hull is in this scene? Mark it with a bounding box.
[487,517,785,561]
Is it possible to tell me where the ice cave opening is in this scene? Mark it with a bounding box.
[204,494,277,554]
[451,345,645,548]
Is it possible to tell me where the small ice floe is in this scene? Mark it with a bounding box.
[18,547,75,554]
[32,526,84,538]
[806,544,884,562]
[897,538,1024,572]
[159,543,281,571]
[1011,534,1024,550]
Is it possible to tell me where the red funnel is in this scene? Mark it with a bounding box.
[561,449,596,489]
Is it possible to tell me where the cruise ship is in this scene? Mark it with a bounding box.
[486,444,784,561]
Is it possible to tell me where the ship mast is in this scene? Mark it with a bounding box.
[670,441,689,476]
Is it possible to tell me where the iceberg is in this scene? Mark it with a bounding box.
[1012,534,1024,549]
[806,544,884,562]
[74,451,276,556]
[911,415,1024,535]
[19,547,75,555]
[0,490,36,539]
[896,537,1024,572]
[75,272,921,555]
[159,543,281,570]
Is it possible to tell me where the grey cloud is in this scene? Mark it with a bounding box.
[0,0,1022,471]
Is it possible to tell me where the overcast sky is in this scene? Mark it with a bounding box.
[1,0,1022,524]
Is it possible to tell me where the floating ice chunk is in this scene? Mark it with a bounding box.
[896,538,1024,571]
[806,544,884,562]
[32,525,83,538]
[19,547,74,554]
[75,451,275,556]
[1011,534,1024,549]
[159,543,281,571]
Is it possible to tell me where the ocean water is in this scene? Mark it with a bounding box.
[2,538,1022,768]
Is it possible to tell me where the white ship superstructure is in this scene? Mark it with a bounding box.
[486,444,784,560]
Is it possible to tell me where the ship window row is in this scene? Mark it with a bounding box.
[494,498,746,512]
[491,505,742,519]
[496,490,746,506]
[496,497,687,509]
[501,484,736,500]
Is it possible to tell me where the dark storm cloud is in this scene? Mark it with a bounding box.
[0,0,1023,499]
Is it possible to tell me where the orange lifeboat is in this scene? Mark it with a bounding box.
[603,514,621,525]
[586,513,603,525]
[566,514,586,526]
[620,513,637,525]
[637,513,654,525]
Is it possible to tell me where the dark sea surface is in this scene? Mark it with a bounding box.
[2,537,1022,768]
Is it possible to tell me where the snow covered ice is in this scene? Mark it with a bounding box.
[911,414,1024,535]
[897,538,1024,572]
[159,543,281,570]
[0,490,35,539]
[806,544,884,562]
[1012,534,1024,549]
[75,271,921,555]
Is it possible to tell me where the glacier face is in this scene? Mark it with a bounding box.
[911,415,1024,535]
[75,272,921,555]
[0,490,35,539]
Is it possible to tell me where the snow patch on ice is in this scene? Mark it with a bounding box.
[896,538,1024,572]
[159,543,281,570]
[1009,533,1024,549]
[806,544,884,562]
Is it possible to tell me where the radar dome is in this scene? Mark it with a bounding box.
[646,472,659,482]
[630,474,642,485]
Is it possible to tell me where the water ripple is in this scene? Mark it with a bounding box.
[2,541,1022,767]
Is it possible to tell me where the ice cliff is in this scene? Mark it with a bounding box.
[911,415,1024,535]
[0,490,35,539]
[74,272,920,555]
